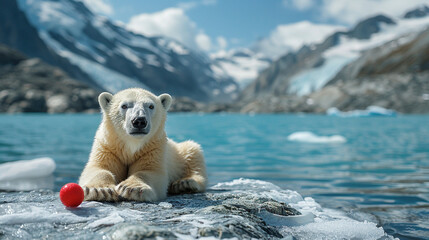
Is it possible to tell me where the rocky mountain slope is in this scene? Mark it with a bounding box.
[0,44,100,113]
[308,27,429,113]
[0,0,238,102]
[237,6,429,113]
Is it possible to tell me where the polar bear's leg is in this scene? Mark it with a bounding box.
[115,149,169,202]
[169,140,207,194]
[79,152,126,202]
[116,170,168,202]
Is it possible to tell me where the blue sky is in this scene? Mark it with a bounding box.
[82,0,429,53]
[109,0,326,48]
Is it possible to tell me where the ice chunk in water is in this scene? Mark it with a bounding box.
[0,158,55,191]
[287,131,346,143]
[327,106,396,117]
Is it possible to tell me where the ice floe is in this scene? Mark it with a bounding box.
[287,131,347,143]
[0,157,55,191]
[327,106,397,117]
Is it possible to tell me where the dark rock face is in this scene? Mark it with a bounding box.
[347,15,395,40]
[0,44,99,113]
[404,5,429,18]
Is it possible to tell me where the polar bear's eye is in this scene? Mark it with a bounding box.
[149,104,154,110]
[121,104,128,110]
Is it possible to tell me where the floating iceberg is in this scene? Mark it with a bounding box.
[327,106,397,117]
[287,131,347,143]
[0,157,55,191]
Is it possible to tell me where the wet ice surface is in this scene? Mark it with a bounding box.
[0,179,394,240]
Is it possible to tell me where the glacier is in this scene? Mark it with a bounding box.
[288,14,429,96]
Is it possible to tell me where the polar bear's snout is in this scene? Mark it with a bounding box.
[125,103,152,136]
[132,116,147,129]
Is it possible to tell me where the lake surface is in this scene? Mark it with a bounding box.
[0,113,428,239]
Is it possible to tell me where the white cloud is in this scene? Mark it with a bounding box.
[285,0,315,11]
[127,7,212,51]
[285,0,429,25]
[217,36,228,50]
[79,0,113,15]
[300,0,429,25]
[254,21,346,59]
[321,0,428,25]
[195,33,212,51]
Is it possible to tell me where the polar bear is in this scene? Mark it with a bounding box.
[79,88,207,202]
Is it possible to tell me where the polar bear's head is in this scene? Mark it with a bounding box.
[98,88,172,140]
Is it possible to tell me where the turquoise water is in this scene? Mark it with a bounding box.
[0,113,428,239]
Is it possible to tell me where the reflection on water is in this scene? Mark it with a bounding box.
[0,175,54,191]
[0,113,428,239]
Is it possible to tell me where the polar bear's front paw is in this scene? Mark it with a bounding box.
[115,181,157,202]
[83,186,118,202]
[169,178,202,194]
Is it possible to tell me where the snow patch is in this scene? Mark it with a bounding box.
[116,46,143,68]
[287,132,347,143]
[167,41,189,55]
[17,0,85,36]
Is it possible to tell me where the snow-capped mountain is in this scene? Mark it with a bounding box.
[0,0,238,102]
[211,49,271,89]
[211,21,344,90]
[239,7,429,102]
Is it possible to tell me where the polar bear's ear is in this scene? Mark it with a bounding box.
[98,92,113,112]
[159,93,172,111]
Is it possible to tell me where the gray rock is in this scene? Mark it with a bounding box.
[0,187,301,239]
[46,95,70,113]
[0,44,100,113]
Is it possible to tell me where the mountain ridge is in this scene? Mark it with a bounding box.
[234,7,429,113]
[0,0,238,102]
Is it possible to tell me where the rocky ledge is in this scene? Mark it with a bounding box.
[0,44,100,113]
[0,179,392,240]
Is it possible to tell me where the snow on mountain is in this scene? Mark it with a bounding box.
[211,21,344,90]
[289,14,429,96]
[252,21,346,60]
[6,0,238,102]
[239,8,429,103]
[211,49,271,89]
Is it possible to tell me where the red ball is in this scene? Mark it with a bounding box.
[59,183,84,208]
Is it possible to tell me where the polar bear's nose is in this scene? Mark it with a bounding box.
[132,116,147,129]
